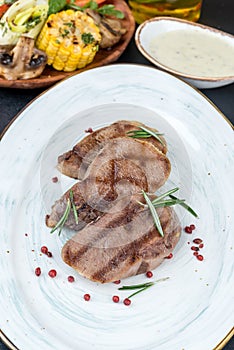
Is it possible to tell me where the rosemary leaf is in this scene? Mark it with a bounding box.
[50,198,71,234]
[153,198,186,208]
[128,285,153,299]
[126,127,164,145]
[70,190,78,225]
[140,126,165,145]
[139,187,197,222]
[127,130,152,137]
[118,281,154,290]
[126,130,163,136]
[128,134,152,139]
[142,190,164,237]
[118,277,169,298]
[169,194,199,218]
[151,187,179,204]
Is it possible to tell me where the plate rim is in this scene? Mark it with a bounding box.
[0,63,233,350]
[1,63,233,143]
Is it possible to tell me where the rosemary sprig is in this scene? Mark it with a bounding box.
[142,190,164,237]
[127,285,153,298]
[140,187,198,237]
[70,190,79,224]
[127,126,164,146]
[118,281,154,290]
[50,190,79,235]
[50,198,71,235]
[118,277,169,298]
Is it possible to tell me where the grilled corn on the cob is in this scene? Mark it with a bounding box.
[36,10,101,72]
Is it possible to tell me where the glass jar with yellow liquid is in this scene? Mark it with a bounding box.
[128,0,203,24]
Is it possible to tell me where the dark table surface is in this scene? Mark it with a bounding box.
[0,0,233,349]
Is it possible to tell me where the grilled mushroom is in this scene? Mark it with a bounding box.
[86,9,126,49]
[0,36,47,80]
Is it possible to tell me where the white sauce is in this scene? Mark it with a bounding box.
[149,29,234,77]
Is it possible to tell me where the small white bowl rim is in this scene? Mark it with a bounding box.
[135,16,234,83]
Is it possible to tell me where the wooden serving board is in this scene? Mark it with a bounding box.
[0,0,135,89]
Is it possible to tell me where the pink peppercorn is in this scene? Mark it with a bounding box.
[113,280,121,284]
[41,246,48,254]
[184,226,192,234]
[165,253,173,259]
[68,276,75,283]
[85,128,93,133]
[197,255,204,261]
[35,267,41,276]
[48,269,57,278]
[146,271,153,278]
[112,295,120,303]
[193,238,203,245]
[123,298,131,306]
[191,246,199,251]
[84,294,91,301]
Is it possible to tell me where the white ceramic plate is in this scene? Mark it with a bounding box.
[135,17,234,89]
[0,64,233,350]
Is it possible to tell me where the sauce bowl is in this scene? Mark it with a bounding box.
[135,17,234,89]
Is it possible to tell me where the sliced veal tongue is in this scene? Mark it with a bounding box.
[57,120,167,180]
[46,137,170,231]
[61,194,181,283]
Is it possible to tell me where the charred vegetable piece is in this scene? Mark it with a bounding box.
[0,36,47,80]
[0,0,48,45]
[85,8,126,49]
[36,9,101,72]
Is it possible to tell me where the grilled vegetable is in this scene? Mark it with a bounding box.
[36,9,101,71]
[0,0,49,45]
[0,35,47,80]
[86,8,126,48]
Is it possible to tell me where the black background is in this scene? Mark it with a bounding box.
[0,0,233,349]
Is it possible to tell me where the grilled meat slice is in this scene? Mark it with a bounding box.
[46,137,171,230]
[45,180,102,231]
[57,120,167,179]
[84,137,170,196]
[61,195,181,283]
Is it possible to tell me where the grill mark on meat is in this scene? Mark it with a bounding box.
[57,120,167,179]
[83,137,170,194]
[61,195,181,283]
[94,159,149,201]
[91,224,157,282]
[47,137,170,230]
[63,201,143,261]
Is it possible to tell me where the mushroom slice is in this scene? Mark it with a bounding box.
[0,35,47,80]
